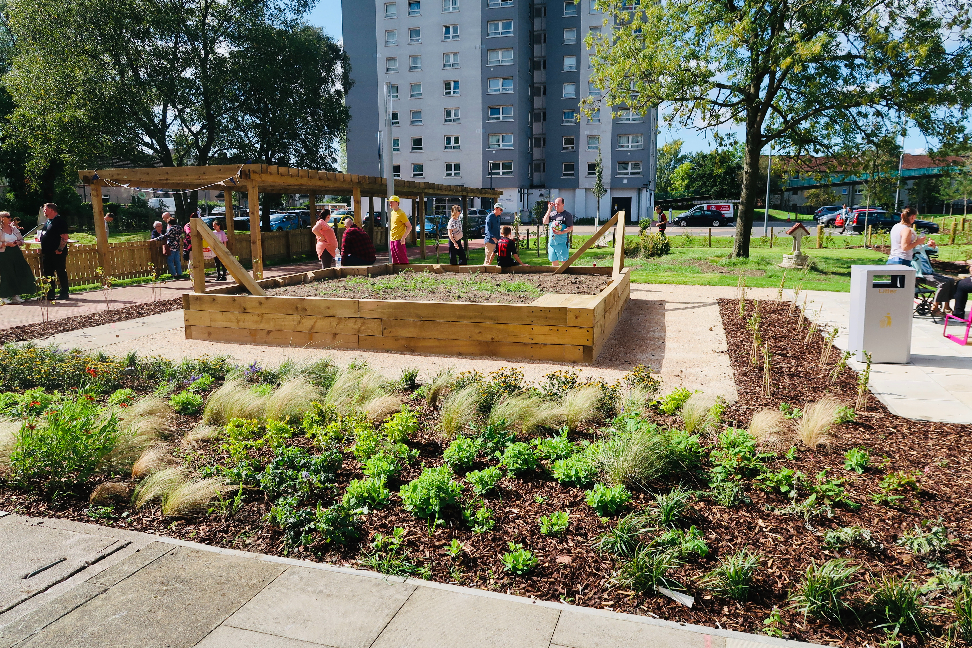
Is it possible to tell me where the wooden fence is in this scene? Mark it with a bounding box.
[229,228,387,266]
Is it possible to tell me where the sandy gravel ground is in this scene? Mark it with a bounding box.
[36,285,788,400]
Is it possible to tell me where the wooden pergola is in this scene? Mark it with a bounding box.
[78,164,500,279]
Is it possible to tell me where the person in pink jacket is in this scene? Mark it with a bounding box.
[312,209,339,268]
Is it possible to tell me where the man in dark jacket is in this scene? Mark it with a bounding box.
[341,218,377,266]
[39,203,70,300]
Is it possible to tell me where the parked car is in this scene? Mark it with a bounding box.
[816,206,846,226]
[671,209,735,227]
[814,205,843,218]
[848,209,939,234]
[423,215,448,238]
[269,212,302,231]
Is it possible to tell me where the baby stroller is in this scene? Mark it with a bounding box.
[911,245,942,317]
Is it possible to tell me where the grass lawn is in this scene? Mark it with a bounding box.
[72,232,151,244]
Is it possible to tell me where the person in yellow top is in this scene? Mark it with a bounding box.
[388,196,412,265]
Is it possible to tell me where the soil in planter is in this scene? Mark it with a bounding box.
[264,272,613,304]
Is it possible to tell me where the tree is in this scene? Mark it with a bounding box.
[586,0,972,257]
[803,187,840,209]
[655,140,686,199]
[665,138,744,199]
[3,0,347,221]
[592,151,606,228]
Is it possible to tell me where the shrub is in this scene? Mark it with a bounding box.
[703,549,760,601]
[867,575,928,637]
[164,478,227,517]
[710,427,767,482]
[500,442,538,475]
[400,466,464,523]
[501,542,538,575]
[269,497,362,550]
[426,369,455,408]
[265,377,323,423]
[639,232,671,258]
[343,477,391,510]
[10,396,120,491]
[258,446,343,500]
[552,451,599,488]
[203,380,268,425]
[473,420,516,455]
[134,467,186,509]
[363,452,402,482]
[596,512,652,557]
[221,418,291,463]
[188,374,214,393]
[398,368,419,392]
[756,467,804,498]
[443,435,482,472]
[790,559,859,622]
[465,466,503,495]
[680,393,720,435]
[381,405,419,442]
[796,397,842,447]
[616,547,679,594]
[654,486,692,527]
[653,388,693,415]
[557,386,605,432]
[586,483,631,516]
[170,390,203,415]
[539,511,569,536]
[625,364,661,394]
[843,447,870,473]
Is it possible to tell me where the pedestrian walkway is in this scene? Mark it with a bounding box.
[800,289,972,424]
[0,511,817,648]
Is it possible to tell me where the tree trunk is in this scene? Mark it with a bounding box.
[732,118,763,258]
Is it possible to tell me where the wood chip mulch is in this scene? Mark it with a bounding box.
[0,298,182,346]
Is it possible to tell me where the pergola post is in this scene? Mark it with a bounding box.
[418,193,426,259]
[462,195,469,253]
[368,195,375,241]
[408,197,417,245]
[353,185,362,226]
[224,190,235,254]
[308,192,316,223]
[248,181,263,279]
[189,217,206,293]
[91,181,110,275]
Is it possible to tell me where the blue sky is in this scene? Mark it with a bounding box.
[307,2,931,155]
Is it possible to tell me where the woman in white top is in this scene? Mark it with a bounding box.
[887,207,931,266]
[447,205,467,265]
[0,211,37,303]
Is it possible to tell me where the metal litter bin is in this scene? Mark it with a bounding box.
[849,265,915,363]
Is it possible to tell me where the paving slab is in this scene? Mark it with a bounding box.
[14,546,284,648]
[369,585,560,648]
[0,583,106,648]
[224,566,415,648]
[195,626,329,648]
[553,608,725,648]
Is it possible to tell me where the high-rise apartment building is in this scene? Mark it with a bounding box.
[343,0,657,221]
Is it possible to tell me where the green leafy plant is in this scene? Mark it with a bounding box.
[539,511,569,536]
[465,466,503,495]
[269,497,361,550]
[756,467,804,498]
[500,442,538,475]
[867,575,929,638]
[872,470,920,507]
[399,466,464,523]
[501,542,538,575]
[616,547,680,594]
[343,477,391,510]
[443,435,482,472]
[258,445,342,500]
[824,526,877,551]
[596,512,652,557]
[955,587,972,642]
[844,447,870,473]
[466,504,494,533]
[656,526,709,559]
[10,396,119,492]
[361,527,429,578]
[170,390,204,415]
[762,607,784,638]
[639,231,671,257]
[107,388,136,407]
[188,374,215,393]
[835,405,856,424]
[380,405,419,442]
[779,402,803,419]
[551,450,599,487]
[472,419,517,455]
[710,427,769,482]
[532,430,576,461]
[446,538,463,558]
[653,388,693,415]
[789,559,859,622]
[703,549,760,601]
[709,477,748,507]
[654,486,692,527]
[898,519,951,559]
[586,483,631,516]
[363,452,402,482]
[398,368,419,392]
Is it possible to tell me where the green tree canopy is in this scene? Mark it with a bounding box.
[586,0,972,257]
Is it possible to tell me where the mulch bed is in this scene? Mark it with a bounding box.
[264,272,613,304]
[2,299,971,647]
[0,298,182,346]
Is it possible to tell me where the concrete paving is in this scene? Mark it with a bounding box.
[800,289,972,424]
[0,512,820,648]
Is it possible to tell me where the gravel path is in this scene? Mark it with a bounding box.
[32,284,765,401]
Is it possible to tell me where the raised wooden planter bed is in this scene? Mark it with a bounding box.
[182,264,630,363]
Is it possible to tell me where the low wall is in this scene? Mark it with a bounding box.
[183,265,630,363]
